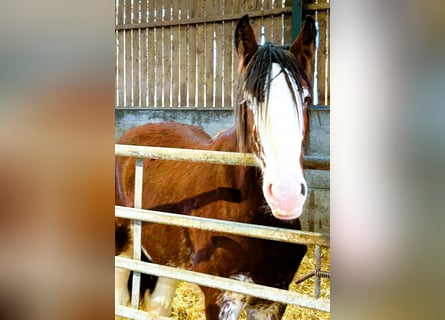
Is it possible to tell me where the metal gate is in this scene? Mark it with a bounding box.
[115,144,330,319]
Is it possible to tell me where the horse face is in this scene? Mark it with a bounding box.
[249,65,310,220]
[235,15,316,220]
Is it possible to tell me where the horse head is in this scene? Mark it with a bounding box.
[235,15,316,220]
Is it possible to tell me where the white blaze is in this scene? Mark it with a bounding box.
[253,63,308,220]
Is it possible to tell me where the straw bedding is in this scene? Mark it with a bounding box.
[169,245,331,320]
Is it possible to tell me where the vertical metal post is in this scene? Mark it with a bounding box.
[131,158,143,309]
[291,0,303,40]
[314,245,321,298]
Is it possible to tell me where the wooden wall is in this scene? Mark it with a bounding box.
[303,0,330,106]
[115,0,330,108]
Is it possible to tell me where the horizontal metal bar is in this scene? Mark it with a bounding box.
[115,206,330,247]
[115,144,330,170]
[115,144,260,166]
[115,305,171,320]
[115,8,292,30]
[116,256,330,312]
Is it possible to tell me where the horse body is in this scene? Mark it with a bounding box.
[115,14,316,319]
[116,121,306,319]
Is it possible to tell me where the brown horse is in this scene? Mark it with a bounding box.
[115,14,316,319]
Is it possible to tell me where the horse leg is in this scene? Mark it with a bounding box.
[200,273,254,320]
[245,299,286,320]
[200,287,226,320]
[115,218,133,319]
[142,277,179,316]
[115,267,130,320]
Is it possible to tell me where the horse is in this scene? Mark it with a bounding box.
[115,14,316,319]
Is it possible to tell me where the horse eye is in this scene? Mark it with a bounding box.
[245,99,253,107]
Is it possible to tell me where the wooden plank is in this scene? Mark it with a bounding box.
[205,0,215,107]
[231,0,241,108]
[187,0,197,108]
[214,18,223,108]
[148,0,154,22]
[117,0,124,26]
[178,0,188,107]
[263,20,273,44]
[273,16,283,44]
[140,0,147,23]
[125,0,131,24]
[263,0,272,11]
[186,0,195,108]
[243,0,253,12]
[154,0,163,107]
[124,0,132,106]
[147,0,155,107]
[242,0,252,13]
[195,0,206,107]
[241,0,251,89]
[115,0,124,106]
[303,3,330,11]
[316,9,328,105]
[133,29,141,106]
[272,0,283,45]
[163,0,172,107]
[115,30,120,107]
[124,30,132,106]
[115,0,119,107]
[171,0,180,107]
[132,0,140,106]
[139,1,148,107]
[283,0,293,43]
[231,0,240,15]
[115,7,293,30]
[222,22,232,108]
[121,2,128,106]
[215,1,223,106]
[223,0,234,108]
[326,11,330,105]
[205,0,215,19]
[139,28,147,107]
[252,0,262,11]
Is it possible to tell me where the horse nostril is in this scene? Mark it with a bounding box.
[300,183,306,196]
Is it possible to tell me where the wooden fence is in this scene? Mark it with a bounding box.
[115,0,330,108]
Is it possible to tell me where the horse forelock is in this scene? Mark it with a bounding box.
[235,43,311,153]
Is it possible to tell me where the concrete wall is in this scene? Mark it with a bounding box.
[115,107,330,233]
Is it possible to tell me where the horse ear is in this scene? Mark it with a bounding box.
[234,15,259,70]
[289,16,317,77]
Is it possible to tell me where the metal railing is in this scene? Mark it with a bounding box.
[115,144,330,170]
[115,144,330,319]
